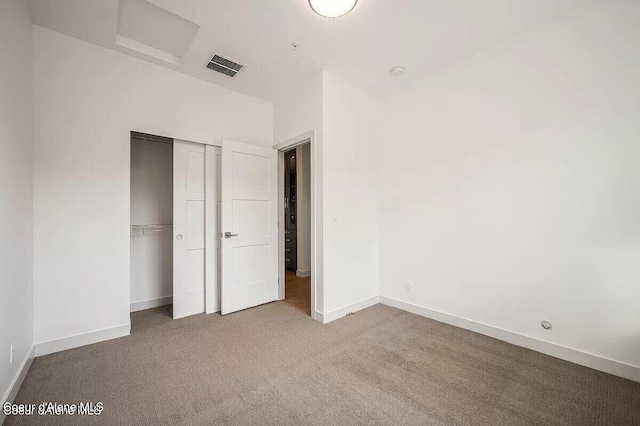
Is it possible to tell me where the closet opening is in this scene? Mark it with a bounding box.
[282,142,312,317]
[130,132,174,328]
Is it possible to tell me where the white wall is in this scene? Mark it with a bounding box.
[0,0,33,409]
[321,72,383,315]
[380,0,640,370]
[130,138,173,309]
[273,67,326,313]
[296,143,311,276]
[273,67,323,145]
[274,71,384,318]
[33,26,273,347]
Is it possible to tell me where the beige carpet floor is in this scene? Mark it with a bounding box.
[6,302,640,425]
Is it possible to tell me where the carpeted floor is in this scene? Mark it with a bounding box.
[6,303,640,425]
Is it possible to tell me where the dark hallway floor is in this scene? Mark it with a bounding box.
[283,270,311,316]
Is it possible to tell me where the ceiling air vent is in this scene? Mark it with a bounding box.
[206,54,245,78]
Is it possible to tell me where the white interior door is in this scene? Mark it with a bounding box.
[221,140,278,315]
[205,145,221,314]
[173,140,206,319]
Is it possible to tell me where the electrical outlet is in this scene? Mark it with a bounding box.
[405,281,412,292]
[10,343,14,364]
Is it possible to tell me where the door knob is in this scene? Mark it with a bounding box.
[224,232,239,238]
[176,234,183,240]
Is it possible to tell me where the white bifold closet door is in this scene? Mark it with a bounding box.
[173,140,207,319]
[220,140,278,315]
[205,145,221,314]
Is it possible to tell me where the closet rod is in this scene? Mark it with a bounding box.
[130,131,173,145]
[130,224,173,235]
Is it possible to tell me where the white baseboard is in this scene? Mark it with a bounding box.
[1,345,35,425]
[35,323,130,357]
[296,270,311,278]
[318,296,380,324]
[130,296,172,312]
[379,296,640,383]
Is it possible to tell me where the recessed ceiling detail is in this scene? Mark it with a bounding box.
[116,0,199,65]
[206,54,246,78]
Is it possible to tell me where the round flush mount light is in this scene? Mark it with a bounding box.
[309,0,358,18]
[390,67,405,77]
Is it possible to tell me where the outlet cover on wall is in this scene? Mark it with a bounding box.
[10,343,14,364]
[405,281,412,292]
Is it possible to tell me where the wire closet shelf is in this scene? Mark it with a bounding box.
[130,224,173,235]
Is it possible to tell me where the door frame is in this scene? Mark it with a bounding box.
[273,130,320,321]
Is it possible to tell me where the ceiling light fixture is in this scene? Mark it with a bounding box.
[309,0,358,18]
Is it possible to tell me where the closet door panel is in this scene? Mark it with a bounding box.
[220,140,278,315]
[174,140,206,319]
[205,145,221,314]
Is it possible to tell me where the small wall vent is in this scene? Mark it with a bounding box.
[206,54,245,78]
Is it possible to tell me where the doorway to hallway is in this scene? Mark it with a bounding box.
[281,143,311,317]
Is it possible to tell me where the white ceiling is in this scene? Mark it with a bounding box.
[26,0,594,102]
